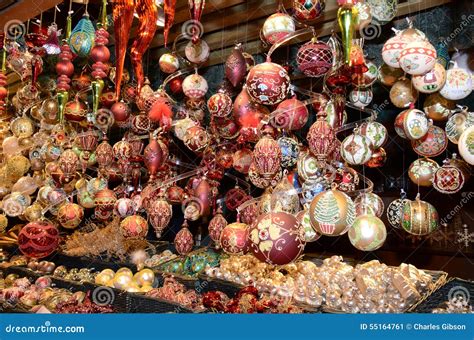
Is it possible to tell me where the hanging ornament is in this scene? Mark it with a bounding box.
[367,0,397,24]
[394,108,429,140]
[57,203,84,229]
[399,40,437,76]
[309,189,356,236]
[278,136,300,168]
[148,198,172,238]
[390,78,418,108]
[270,176,301,214]
[354,192,384,217]
[307,112,337,164]
[337,1,358,66]
[293,0,325,21]
[94,188,117,220]
[348,88,373,108]
[359,121,387,149]
[18,221,60,259]
[248,212,305,265]
[248,162,283,189]
[408,158,439,187]
[262,13,295,45]
[439,62,473,100]
[220,222,249,255]
[183,125,209,152]
[378,63,404,87]
[233,148,253,174]
[296,209,321,242]
[43,23,61,55]
[348,39,367,75]
[64,97,88,122]
[348,214,387,251]
[208,206,227,247]
[296,38,333,78]
[159,53,180,73]
[297,150,323,181]
[351,60,378,88]
[185,39,210,64]
[423,93,455,122]
[232,87,268,141]
[445,108,474,144]
[354,1,372,30]
[458,126,474,165]
[143,135,165,180]
[163,0,177,46]
[272,97,309,130]
[253,135,281,178]
[433,158,466,194]
[411,125,448,157]
[183,73,208,99]
[340,130,373,165]
[114,197,136,218]
[225,44,247,87]
[120,215,148,239]
[208,91,233,118]
[386,197,409,229]
[69,14,95,57]
[412,62,446,94]
[246,60,290,105]
[401,197,439,236]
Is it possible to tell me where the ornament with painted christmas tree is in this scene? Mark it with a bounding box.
[348,213,387,251]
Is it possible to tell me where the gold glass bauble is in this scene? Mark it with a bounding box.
[378,63,404,87]
[24,203,43,222]
[389,78,418,108]
[112,273,133,290]
[133,269,155,286]
[116,267,133,277]
[258,187,273,215]
[401,198,439,235]
[348,214,387,251]
[10,116,34,138]
[408,158,439,187]
[423,92,455,122]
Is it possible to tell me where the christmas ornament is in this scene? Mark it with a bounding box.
[324,98,347,128]
[309,189,356,236]
[293,0,325,21]
[148,198,172,238]
[296,209,320,242]
[351,60,378,88]
[248,211,305,265]
[439,63,473,100]
[296,39,333,77]
[233,87,268,140]
[408,158,439,187]
[57,203,84,229]
[446,108,473,144]
[394,108,429,140]
[307,112,337,164]
[411,125,448,157]
[208,92,233,118]
[367,0,397,24]
[386,197,410,229]
[433,159,466,194]
[340,131,373,165]
[94,188,117,220]
[183,73,208,99]
[233,148,253,174]
[270,176,300,214]
[64,97,88,122]
[272,97,309,131]
[253,135,281,178]
[401,197,439,235]
[163,0,177,46]
[262,13,295,44]
[246,61,290,105]
[185,39,210,64]
[111,102,131,127]
[144,136,165,180]
[399,40,436,76]
[208,207,227,247]
[183,125,209,152]
[378,63,404,87]
[390,78,418,108]
[360,121,387,149]
[423,92,455,122]
[120,215,148,239]
[348,214,387,251]
[348,88,373,108]
[225,44,247,87]
[114,198,136,218]
[278,136,300,168]
[159,53,179,74]
[458,126,474,165]
[220,222,249,255]
[412,62,446,94]
[174,222,194,255]
[69,15,95,57]
[354,192,384,217]
[337,1,358,65]
[18,221,59,259]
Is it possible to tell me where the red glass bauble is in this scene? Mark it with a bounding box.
[297,39,333,77]
[169,77,183,95]
[325,64,351,95]
[214,117,240,140]
[175,225,194,255]
[72,74,92,92]
[245,61,290,105]
[120,215,148,239]
[148,198,172,238]
[166,186,185,204]
[208,92,233,118]
[233,87,269,140]
[248,212,305,265]
[111,102,131,124]
[143,138,164,179]
[311,93,330,112]
[18,221,60,259]
[220,222,249,255]
[208,210,227,246]
[91,45,111,63]
[272,97,309,130]
[64,97,88,122]
[225,45,247,87]
[253,135,281,178]
[183,125,209,152]
[307,112,337,163]
[100,91,117,108]
[293,0,324,21]
[233,148,253,174]
[55,60,74,77]
[366,148,387,168]
[225,187,249,211]
[195,177,212,216]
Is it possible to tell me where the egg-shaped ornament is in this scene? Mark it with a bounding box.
[340,132,373,165]
[270,176,301,214]
[159,53,179,74]
[439,63,473,100]
[359,121,387,149]
[307,112,337,164]
[185,39,210,64]
[253,135,281,178]
[262,12,295,44]
[348,88,373,108]
[458,126,474,165]
[114,198,136,218]
[386,198,410,229]
[401,198,439,236]
[382,34,406,68]
[248,212,305,265]
[296,39,333,78]
[354,192,385,218]
[394,108,429,140]
[175,224,194,255]
[148,198,172,238]
[293,0,325,21]
[278,136,300,168]
[68,15,95,57]
[57,203,84,229]
[182,73,208,99]
[390,78,418,108]
[424,93,455,122]
[246,61,290,105]
[367,0,397,24]
[18,221,60,259]
[433,159,466,194]
[120,215,148,239]
[411,125,448,157]
[348,214,387,251]
[408,158,439,187]
[378,63,405,87]
[399,40,437,76]
[207,92,233,118]
[412,62,446,94]
[309,189,356,236]
[445,109,474,144]
[219,222,249,255]
[225,44,247,87]
[208,209,227,247]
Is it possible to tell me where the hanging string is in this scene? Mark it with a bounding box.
[84,0,89,16]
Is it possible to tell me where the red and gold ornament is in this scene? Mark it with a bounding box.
[296,38,333,78]
[57,203,84,229]
[18,221,60,259]
[272,97,309,130]
[175,222,194,255]
[120,215,148,239]
[411,125,448,157]
[148,198,172,238]
[245,60,290,105]
[220,222,249,255]
[253,135,281,178]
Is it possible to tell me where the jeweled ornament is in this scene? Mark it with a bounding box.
[296,39,333,78]
[394,108,429,140]
[208,92,233,118]
[348,214,387,251]
[296,209,321,242]
[183,125,209,153]
[159,53,179,74]
[18,221,60,259]
[220,222,249,255]
[359,121,387,149]
[245,61,290,105]
[272,97,309,130]
[307,112,337,164]
[401,197,439,235]
[411,125,448,157]
[120,215,148,239]
[183,73,208,99]
[408,158,439,187]
[248,211,305,265]
[439,63,473,100]
[261,13,295,45]
[354,192,384,217]
[293,0,325,21]
[423,92,455,122]
[433,159,466,194]
[148,198,172,238]
[208,208,227,247]
[253,135,281,178]
[445,109,473,144]
[412,62,446,94]
[390,78,418,108]
[175,223,194,255]
[309,189,356,236]
[458,126,474,165]
[57,203,84,230]
[278,136,300,168]
[348,88,373,108]
[340,131,373,165]
[399,40,437,76]
[367,0,397,24]
[386,198,410,229]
